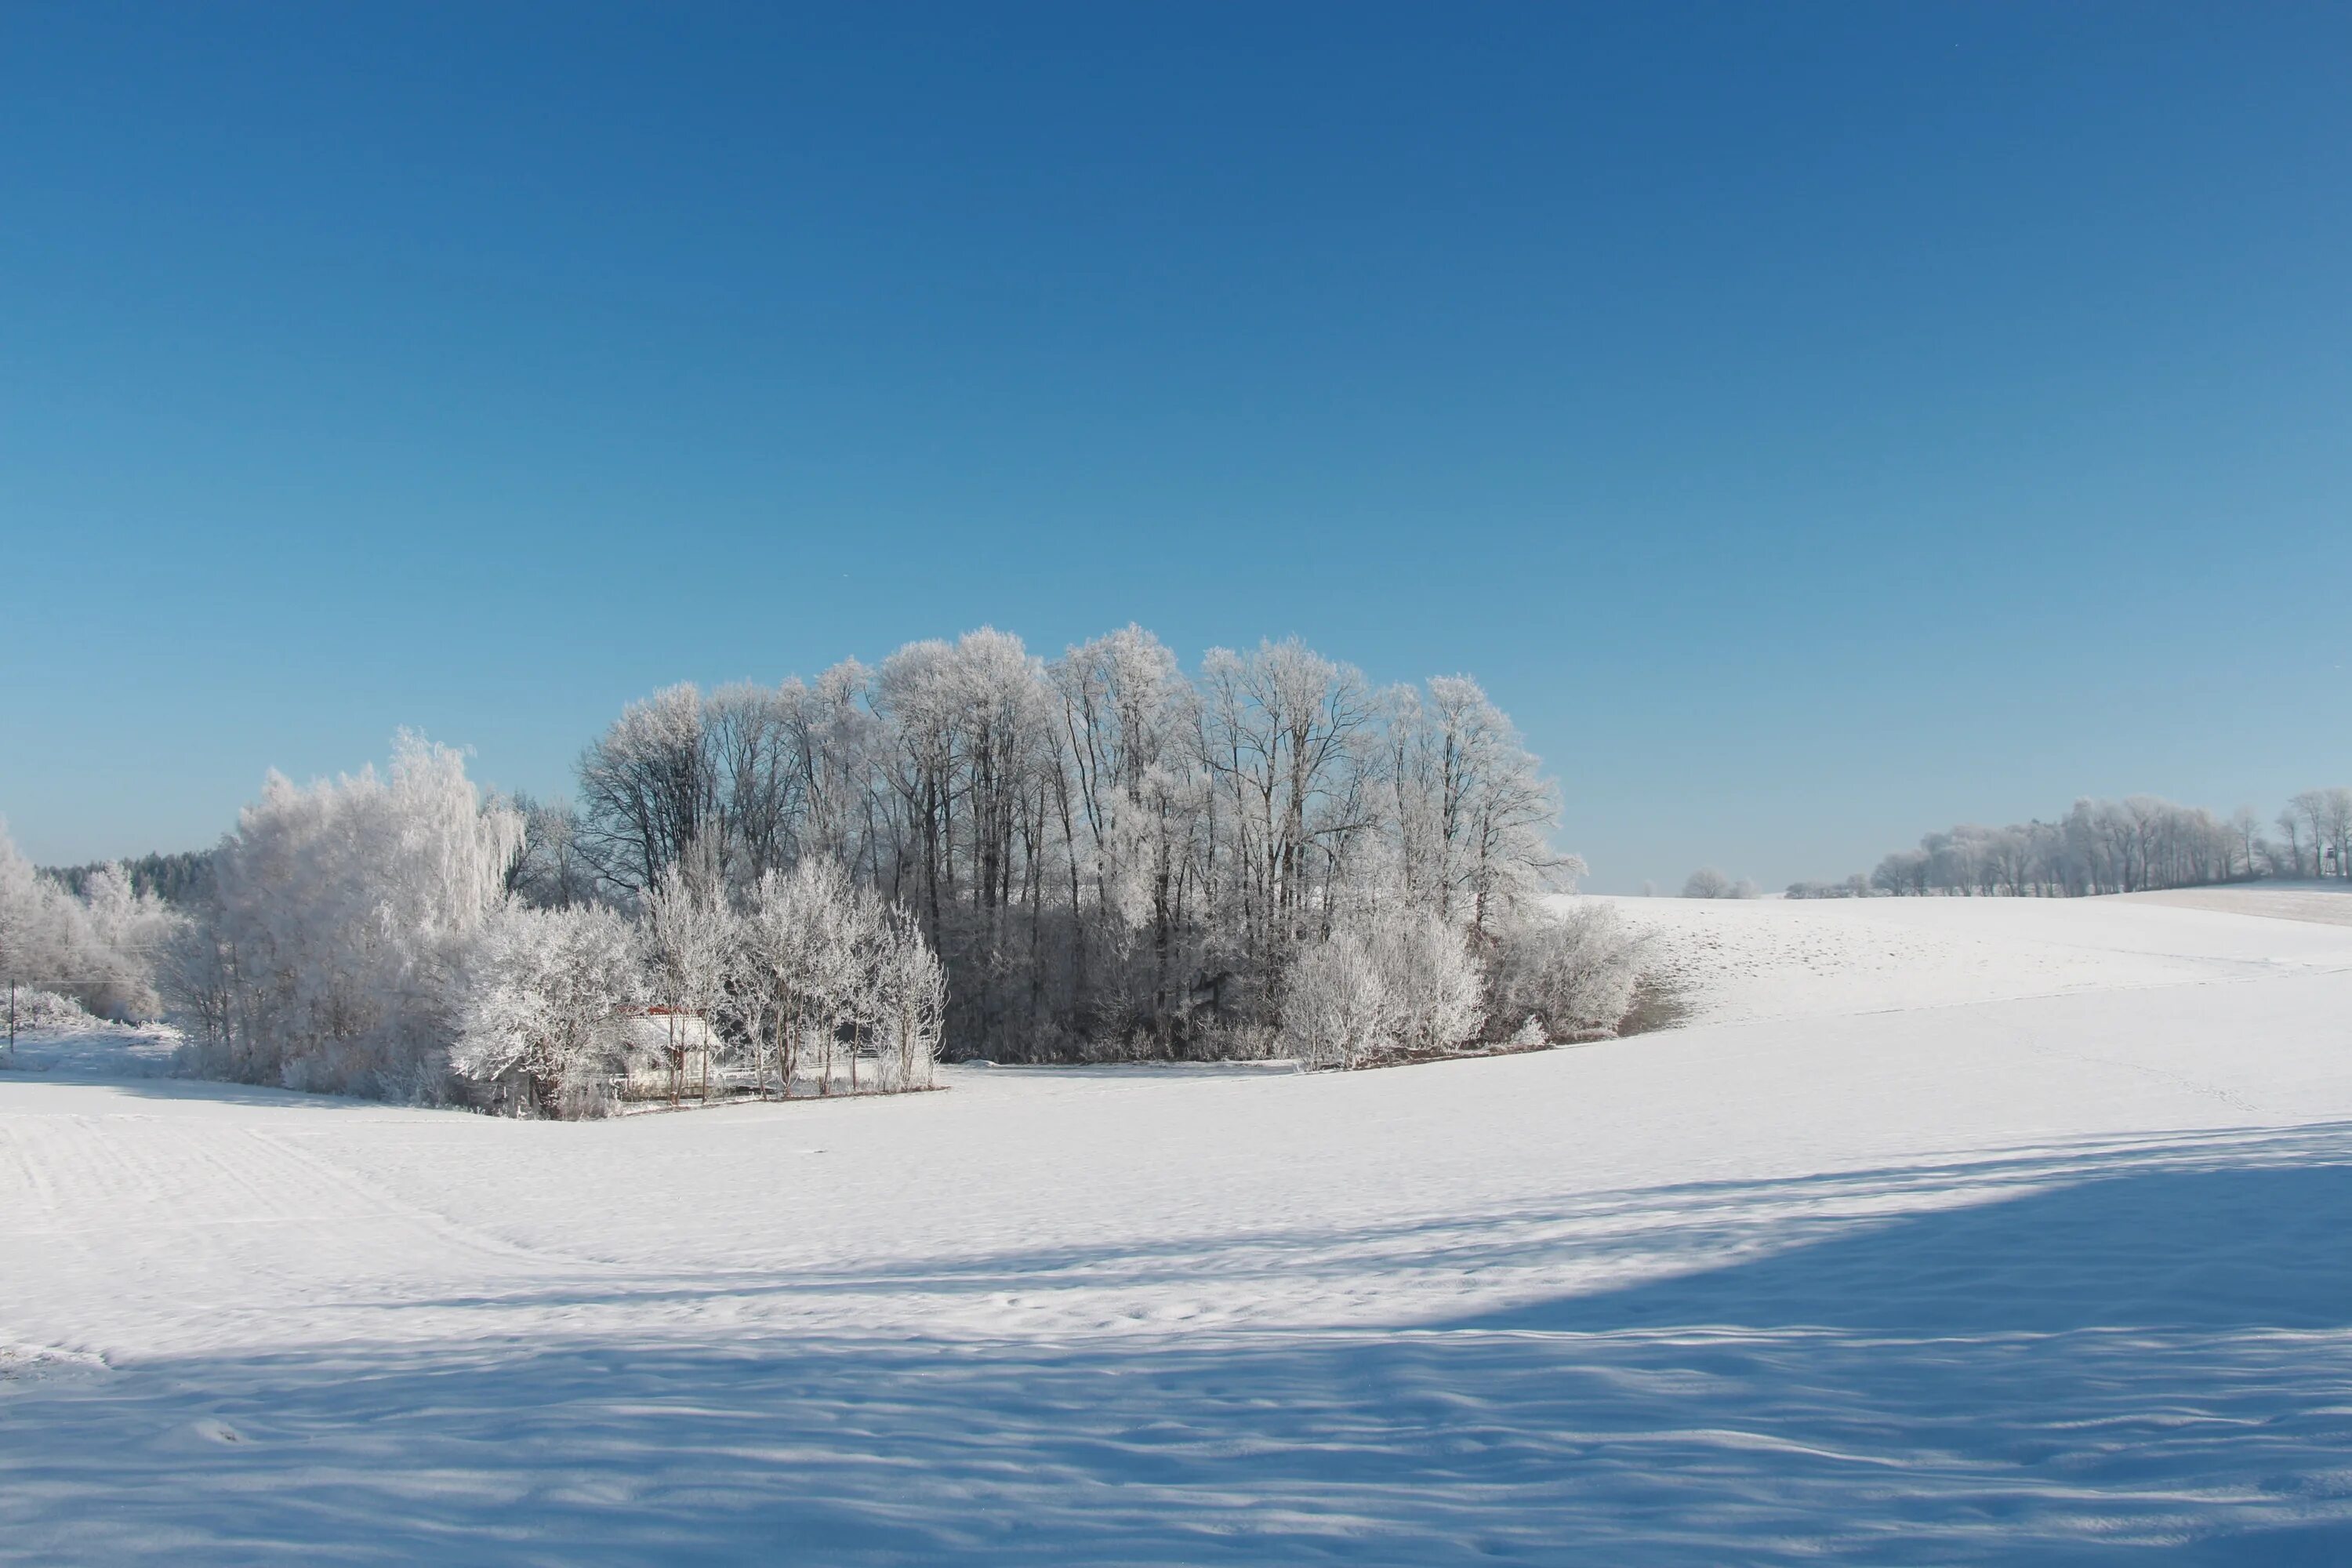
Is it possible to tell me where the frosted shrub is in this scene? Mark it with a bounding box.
[1279,929,1393,1070]
[1281,913,1487,1069]
[7,988,100,1031]
[1366,912,1484,1055]
[1490,903,1645,1041]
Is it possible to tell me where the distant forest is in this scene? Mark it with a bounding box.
[42,849,216,906]
[1790,786,2352,899]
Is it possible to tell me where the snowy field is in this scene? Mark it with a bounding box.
[9,892,2352,1563]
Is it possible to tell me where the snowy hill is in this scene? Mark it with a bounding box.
[6,891,2352,1563]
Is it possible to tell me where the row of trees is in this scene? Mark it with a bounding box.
[535,626,1636,1065]
[1825,787,2352,898]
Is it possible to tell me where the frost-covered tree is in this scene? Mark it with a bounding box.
[172,735,522,1098]
[503,794,598,910]
[637,861,735,1102]
[2229,807,2263,880]
[1871,850,1929,896]
[455,904,637,1116]
[738,862,833,1097]
[66,862,181,1018]
[870,906,946,1092]
[0,829,183,1022]
[575,685,720,897]
[2296,787,2352,879]
[1682,866,1733,899]
[2274,808,2308,878]
[0,828,77,1000]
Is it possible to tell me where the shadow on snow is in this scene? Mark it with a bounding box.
[9,1129,2352,1563]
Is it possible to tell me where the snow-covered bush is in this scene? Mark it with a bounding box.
[1279,913,1485,1069]
[5,987,101,1032]
[455,904,639,1115]
[1368,912,1485,1055]
[1279,928,1394,1070]
[1489,903,1646,1041]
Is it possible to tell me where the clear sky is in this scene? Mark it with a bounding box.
[4,3,2347,891]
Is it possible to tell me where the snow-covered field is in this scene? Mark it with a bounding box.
[9,892,2352,1563]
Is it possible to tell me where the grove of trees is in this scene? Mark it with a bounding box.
[6,625,1640,1112]
[545,626,1632,1069]
[24,624,1631,1109]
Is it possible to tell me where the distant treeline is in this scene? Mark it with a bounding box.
[42,849,216,907]
[1791,787,2352,899]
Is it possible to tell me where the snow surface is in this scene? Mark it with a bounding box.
[9,891,2352,1563]
[2,1016,181,1080]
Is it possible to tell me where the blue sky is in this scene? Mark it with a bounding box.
[3,3,2347,890]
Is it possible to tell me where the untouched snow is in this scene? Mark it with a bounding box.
[8,894,2352,1563]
